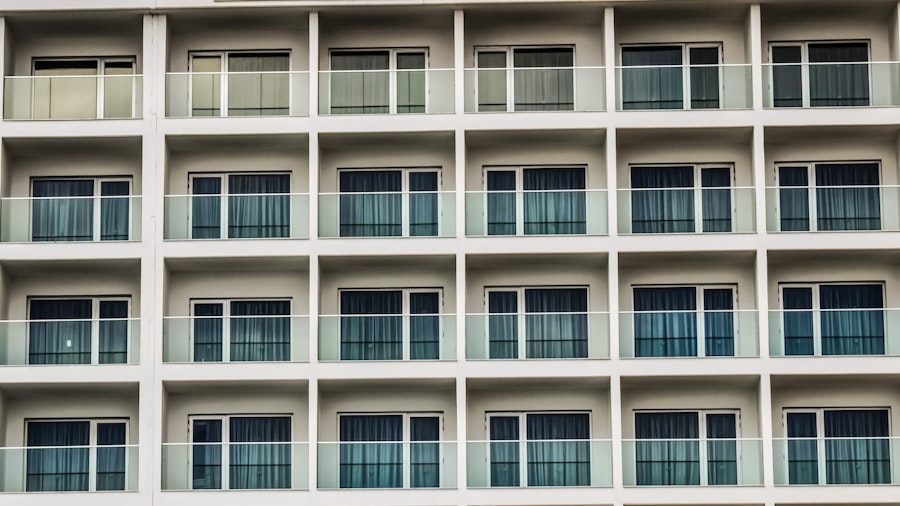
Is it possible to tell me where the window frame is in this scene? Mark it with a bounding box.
[30,56,138,119]
[187,171,293,239]
[474,45,577,112]
[328,48,430,114]
[619,43,724,110]
[188,297,292,362]
[768,40,872,108]
[188,50,292,117]
[337,166,442,237]
[30,176,134,242]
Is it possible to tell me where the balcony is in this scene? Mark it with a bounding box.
[765,184,900,233]
[622,438,763,486]
[762,62,900,108]
[0,445,139,492]
[317,441,457,489]
[318,191,455,238]
[619,310,759,358]
[318,69,454,115]
[4,74,142,120]
[768,308,900,357]
[165,71,309,117]
[318,314,456,362]
[163,193,309,240]
[617,187,756,234]
[162,315,309,363]
[465,312,609,360]
[615,64,752,110]
[0,195,142,243]
[465,189,607,237]
[466,439,612,487]
[773,437,900,485]
[463,66,605,113]
[0,318,140,366]
[161,442,309,490]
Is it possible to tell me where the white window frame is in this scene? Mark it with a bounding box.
[26,296,132,364]
[31,57,138,119]
[474,45,576,112]
[188,50,292,117]
[189,298,292,362]
[30,177,133,242]
[187,172,293,239]
[619,43,723,110]
[337,167,442,237]
[328,48,429,114]
[768,40,872,108]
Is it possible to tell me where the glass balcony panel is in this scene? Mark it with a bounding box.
[617,187,756,234]
[465,312,609,360]
[615,64,752,110]
[317,441,456,489]
[4,75,142,120]
[619,310,759,358]
[318,69,454,115]
[161,442,308,490]
[765,186,900,232]
[466,439,611,488]
[464,67,605,112]
[318,192,454,238]
[165,72,309,117]
[465,190,607,236]
[768,308,900,356]
[773,437,900,485]
[318,314,455,362]
[162,315,308,363]
[163,194,308,240]
[0,445,138,492]
[0,319,140,366]
[622,439,763,486]
[0,196,142,243]
[762,62,900,108]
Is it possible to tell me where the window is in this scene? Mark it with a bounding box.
[630,164,733,233]
[339,289,442,360]
[488,412,590,487]
[486,166,586,235]
[338,168,440,237]
[632,285,736,357]
[190,415,292,490]
[32,58,136,119]
[779,283,884,355]
[31,178,132,242]
[634,411,738,486]
[785,408,889,484]
[189,52,290,116]
[621,44,721,110]
[329,49,426,114]
[486,287,589,359]
[28,297,130,365]
[777,162,881,231]
[770,41,870,107]
[476,47,574,111]
[191,299,291,362]
[339,413,441,488]
[26,419,128,492]
[189,173,291,239]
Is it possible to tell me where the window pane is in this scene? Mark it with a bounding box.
[410,292,440,360]
[622,46,683,110]
[230,300,291,361]
[819,284,884,355]
[700,168,732,232]
[26,421,91,492]
[192,419,223,489]
[630,166,695,233]
[488,291,518,359]
[633,287,698,357]
[808,43,870,107]
[823,410,890,485]
[703,288,735,356]
[340,291,403,360]
[524,288,588,359]
[815,163,881,231]
[191,56,222,116]
[339,170,402,237]
[99,300,129,364]
[409,172,439,236]
[193,303,224,362]
[522,167,586,235]
[100,181,130,241]
[689,47,720,109]
[635,412,700,485]
[339,415,403,488]
[782,287,814,355]
[489,417,520,486]
[229,417,291,489]
[513,48,574,111]
[410,417,440,488]
[330,51,390,114]
[191,177,222,239]
[396,52,426,113]
[96,423,127,491]
[32,179,94,242]
[772,46,802,107]
[778,167,810,231]
[486,171,517,235]
[786,412,818,484]
[33,60,99,119]
[227,53,290,116]
[706,414,737,485]
[227,174,290,238]
[526,413,590,486]
[28,299,92,365]
[477,52,508,111]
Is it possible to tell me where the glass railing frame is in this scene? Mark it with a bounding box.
[0,317,141,366]
[622,437,764,487]
[161,441,309,491]
[768,307,898,357]
[762,61,900,109]
[765,184,899,233]
[165,70,310,117]
[615,63,753,111]
[464,65,606,113]
[4,73,143,120]
[162,314,309,363]
[466,438,612,488]
[465,311,610,360]
[465,188,608,237]
[318,313,456,362]
[0,443,139,493]
[317,440,457,490]
[618,309,760,359]
[617,186,757,235]
[0,194,142,243]
[318,190,455,238]
[163,192,309,240]
[772,436,899,486]
[318,67,454,115]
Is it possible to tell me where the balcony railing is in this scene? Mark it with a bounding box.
[318,68,454,115]
[464,66,605,112]
[619,310,759,358]
[0,318,140,366]
[317,441,457,489]
[318,314,456,362]
[765,185,900,233]
[161,442,309,491]
[616,64,752,110]
[768,308,900,357]
[163,193,309,240]
[622,438,763,486]
[318,191,455,238]
[162,315,309,363]
[165,71,309,117]
[762,62,900,108]
[0,445,139,492]
[4,74,142,120]
[773,437,900,485]
[465,189,608,237]
[465,312,609,360]
[466,439,612,488]
[0,196,142,243]
[617,187,756,234]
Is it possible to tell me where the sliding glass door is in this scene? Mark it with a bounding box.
[32,178,131,242]
[191,416,291,490]
[771,42,870,107]
[477,47,574,111]
[330,50,426,114]
[26,419,127,492]
[630,165,732,233]
[28,298,130,365]
[190,52,290,116]
[632,286,736,357]
[486,167,586,235]
[190,173,290,239]
[339,289,441,360]
[621,45,721,110]
[488,287,588,359]
[338,169,439,237]
[32,59,136,119]
[191,299,291,362]
[778,162,881,231]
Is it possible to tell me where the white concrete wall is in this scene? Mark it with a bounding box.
[320,260,455,315]
[6,266,141,320]
[619,258,757,312]
[165,269,309,316]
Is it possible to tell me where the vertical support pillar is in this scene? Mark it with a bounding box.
[603,7,616,113]
[454,9,465,115]
[749,4,764,109]
[308,11,319,119]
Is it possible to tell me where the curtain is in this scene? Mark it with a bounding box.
[706,414,737,485]
[489,416,520,486]
[230,300,291,361]
[631,166,695,233]
[410,292,440,360]
[701,168,732,232]
[526,413,590,486]
[410,417,440,488]
[26,421,90,491]
[786,412,818,484]
[340,415,403,488]
[622,46,683,110]
[33,60,98,119]
[339,171,402,237]
[228,174,290,238]
[782,287,814,355]
[191,177,222,239]
[340,291,402,360]
[488,291,518,359]
[227,53,290,116]
[779,167,811,231]
[772,46,803,107]
[96,422,127,491]
[703,289,735,357]
[635,412,700,485]
[331,52,390,114]
[487,171,517,235]
[808,43,870,107]
[100,181,130,240]
[409,172,439,237]
[689,47,720,109]
[523,168,586,235]
[230,417,291,489]
[192,419,223,489]
[513,48,574,111]
[99,300,129,364]
[193,303,224,362]
[524,288,588,359]
[397,53,426,113]
[32,179,94,241]
[633,287,698,357]
[820,284,884,355]
[824,410,890,484]
[29,299,92,365]
[477,52,508,111]
[815,163,881,231]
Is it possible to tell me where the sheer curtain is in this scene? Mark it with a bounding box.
[410,417,440,488]
[689,47,720,109]
[622,46,683,110]
[193,303,224,362]
[524,288,588,359]
[331,52,390,114]
[26,421,91,492]
[819,284,884,355]
[227,53,290,116]
[523,168,586,235]
[824,410,890,484]
[703,289,735,357]
[32,179,94,241]
[488,291,519,359]
[526,413,590,486]
[339,171,402,237]
[633,287,698,357]
[808,43,870,107]
[191,177,222,239]
[700,168,732,232]
[705,414,737,485]
[778,167,811,231]
[192,419,223,489]
[513,48,574,111]
[229,417,291,489]
[635,412,700,485]
[409,292,440,360]
[340,291,402,360]
[477,52,508,111]
[100,181,130,240]
[228,174,290,238]
[782,287,815,355]
[29,299,93,365]
[631,166,695,233]
[33,60,98,119]
[772,46,803,107]
[487,171,517,235]
[396,53,426,113]
[409,172,439,236]
[230,300,291,361]
[489,417,520,486]
[95,422,127,491]
[340,415,403,488]
[815,163,881,231]
[99,300,129,364]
